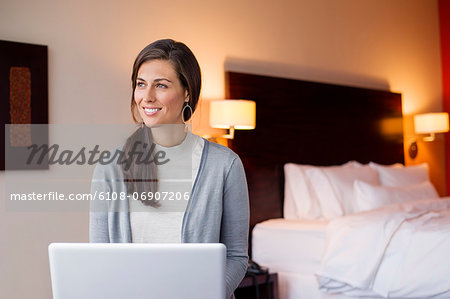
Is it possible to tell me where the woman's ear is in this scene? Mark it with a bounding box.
[184,90,189,102]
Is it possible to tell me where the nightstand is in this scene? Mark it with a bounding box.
[235,272,278,299]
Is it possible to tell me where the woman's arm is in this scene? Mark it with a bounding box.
[89,164,110,243]
[221,156,250,299]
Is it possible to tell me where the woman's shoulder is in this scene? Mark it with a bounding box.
[200,139,247,182]
[202,138,242,164]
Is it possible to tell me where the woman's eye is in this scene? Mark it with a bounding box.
[156,83,167,88]
[137,82,145,88]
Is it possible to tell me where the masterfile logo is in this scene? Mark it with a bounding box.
[4,124,193,213]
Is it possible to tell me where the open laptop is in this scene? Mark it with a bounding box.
[48,243,226,299]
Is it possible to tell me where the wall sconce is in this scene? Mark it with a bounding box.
[209,99,256,139]
[414,112,449,141]
[409,112,449,159]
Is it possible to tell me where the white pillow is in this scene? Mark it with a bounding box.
[283,161,358,220]
[283,163,322,220]
[307,165,379,219]
[369,162,430,187]
[368,161,404,168]
[354,180,439,212]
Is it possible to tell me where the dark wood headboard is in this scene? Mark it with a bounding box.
[225,71,403,229]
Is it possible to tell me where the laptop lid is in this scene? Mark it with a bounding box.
[48,243,226,299]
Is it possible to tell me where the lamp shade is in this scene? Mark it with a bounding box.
[414,113,449,134]
[210,100,256,130]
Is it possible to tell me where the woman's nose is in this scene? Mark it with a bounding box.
[142,88,156,102]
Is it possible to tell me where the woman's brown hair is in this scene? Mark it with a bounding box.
[123,39,202,206]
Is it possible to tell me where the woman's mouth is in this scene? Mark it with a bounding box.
[143,107,162,116]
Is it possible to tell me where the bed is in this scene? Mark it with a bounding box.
[225,71,450,299]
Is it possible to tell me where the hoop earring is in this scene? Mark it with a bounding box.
[182,103,193,132]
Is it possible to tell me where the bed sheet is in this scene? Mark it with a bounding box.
[276,272,384,299]
[252,218,328,275]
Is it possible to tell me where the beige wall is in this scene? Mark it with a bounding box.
[0,0,443,298]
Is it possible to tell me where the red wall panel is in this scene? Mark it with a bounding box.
[439,0,450,194]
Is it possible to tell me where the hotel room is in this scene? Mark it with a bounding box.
[1,0,449,298]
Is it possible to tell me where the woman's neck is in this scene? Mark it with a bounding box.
[150,124,187,147]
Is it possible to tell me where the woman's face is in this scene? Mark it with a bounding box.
[134,59,188,127]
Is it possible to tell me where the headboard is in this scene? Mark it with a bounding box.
[225,71,404,229]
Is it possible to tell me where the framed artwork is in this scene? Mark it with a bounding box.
[0,40,48,170]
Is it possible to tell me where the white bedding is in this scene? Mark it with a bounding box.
[252,219,383,299]
[252,218,328,275]
[252,198,450,299]
[276,272,383,299]
[316,197,450,298]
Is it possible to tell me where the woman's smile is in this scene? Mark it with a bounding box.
[143,107,162,116]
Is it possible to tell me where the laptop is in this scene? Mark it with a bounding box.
[48,243,226,299]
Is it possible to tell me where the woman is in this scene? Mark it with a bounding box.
[89,39,249,299]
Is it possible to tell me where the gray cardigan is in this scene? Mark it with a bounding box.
[89,139,249,299]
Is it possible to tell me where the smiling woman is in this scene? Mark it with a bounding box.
[89,39,249,299]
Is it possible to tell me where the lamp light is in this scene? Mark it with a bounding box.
[408,112,449,159]
[414,112,449,141]
[209,99,256,139]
